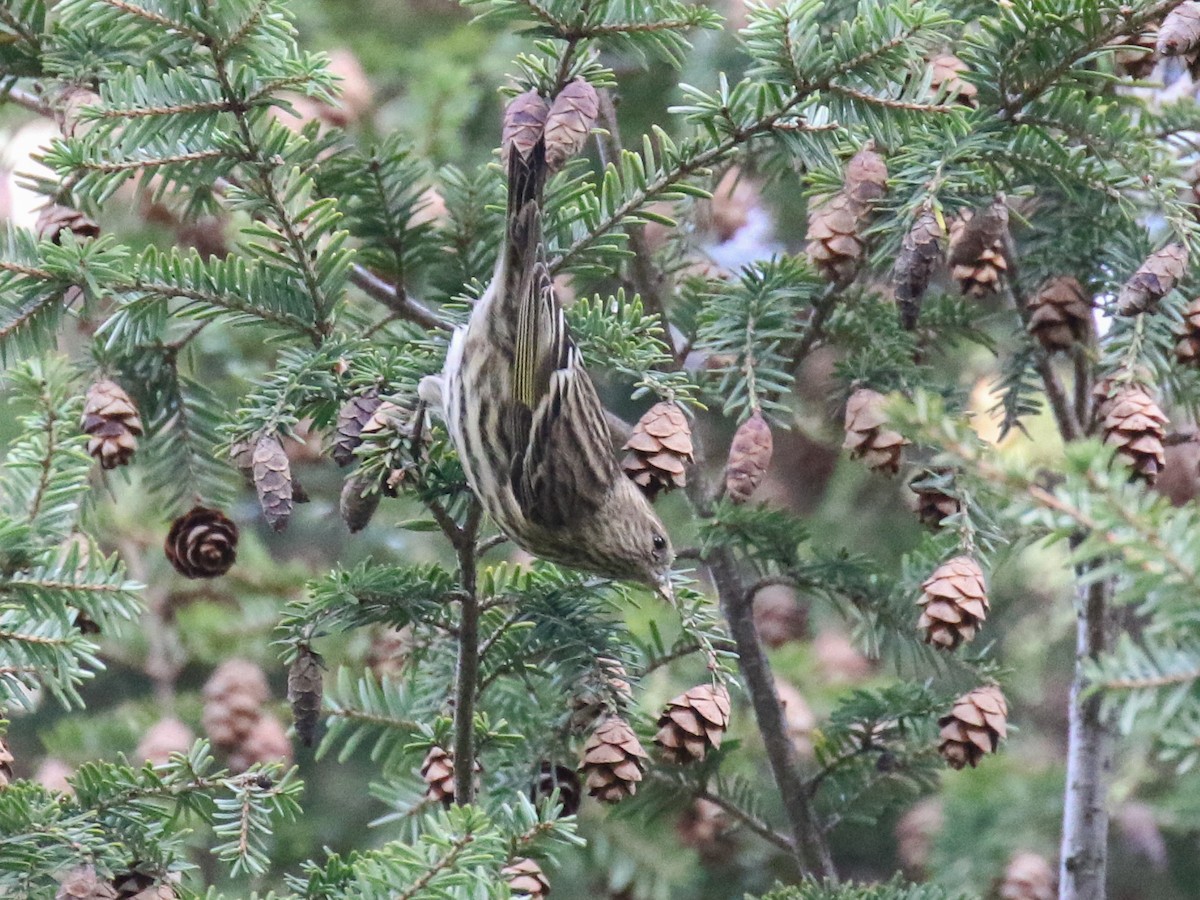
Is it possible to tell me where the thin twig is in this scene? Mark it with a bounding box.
[450,501,484,805]
[695,786,795,855]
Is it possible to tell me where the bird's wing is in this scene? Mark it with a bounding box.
[506,214,616,528]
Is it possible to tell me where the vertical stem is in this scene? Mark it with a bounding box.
[1059,560,1115,900]
[452,501,484,805]
[709,546,836,879]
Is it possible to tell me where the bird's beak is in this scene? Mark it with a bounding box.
[655,573,675,605]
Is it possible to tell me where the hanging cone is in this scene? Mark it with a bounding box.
[843,142,888,208]
[1158,2,1200,56]
[1101,383,1168,482]
[56,866,117,900]
[1027,276,1091,351]
[202,658,269,752]
[893,207,945,328]
[164,506,237,578]
[908,469,960,529]
[502,858,550,899]
[252,434,293,531]
[288,645,324,748]
[420,746,460,807]
[503,89,550,163]
[753,584,808,648]
[806,191,866,283]
[947,199,1009,298]
[677,797,735,863]
[998,852,1057,900]
[1117,243,1188,316]
[226,712,292,774]
[928,53,978,107]
[1112,25,1159,78]
[0,736,12,788]
[725,411,773,503]
[1175,296,1200,364]
[367,625,417,678]
[937,685,1007,769]
[895,797,944,878]
[136,717,194,767]
[529,760,582,817]
[655,683,732,765]
[917,555,989,650]
[569,656,633,731]
[332,390,382,466]
[340,469,382,533]
[545,79,600,171]
[622,402,694,499]
[842,388,908,474]
[580,716,648,803]
[82,380,143,470]
[35,203,99,244]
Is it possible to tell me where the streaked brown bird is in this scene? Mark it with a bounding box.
[420,88,674,597]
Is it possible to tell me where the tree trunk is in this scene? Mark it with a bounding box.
[1059,570,1115,900]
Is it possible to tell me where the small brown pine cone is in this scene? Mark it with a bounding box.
[252,434,293,532]
[502,857,550,899]
[360,400,406,446]
[753,584,808,648]
[36,203,99,244]
[340,469,382,533]
[164,506,237,578]
[1028,276,1091,351]
[998,852,1056,900]
[774,677,816,757]
[1175,297,1200,364]
[569,657,633,732]
[288,645,324,748]
[82,380,143,470]
[805,191,866,283]
[895,797,944,878]
[57,866,118,900]
[1112,25,1159,78]
[929,53,978,107]
[136,718,194,768]
[844,142,888,208]
[725,411,773,503]
[842,388,908,475]
[917,556,989,650]
[420,746,478,807]
[676,797,734,864]
[622,402,694,499]
[893,208,945,328]
[202,659,269,752]
[56,85,102,138]
[332,390,382,466]
[938,685,1008,769]
[580,716,648,803]
[367,625,417,678]
[909,470,961,529]
[1158,2,1200,56]
[655,683,732,765]
[948,200,1010,298]
[545,79,600,171]
[0,736,13,787]
[227,712,292,773]
[35,758,73,793]
[1102,383,1168,483]
[503,89,550,163]
[1117,243,1188,316]
[530,760,582,817]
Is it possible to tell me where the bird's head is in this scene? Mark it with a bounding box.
[586,477,675,601]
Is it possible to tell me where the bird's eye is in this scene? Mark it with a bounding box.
[652,533,666,553]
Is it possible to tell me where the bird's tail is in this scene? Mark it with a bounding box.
[505,140,549,268]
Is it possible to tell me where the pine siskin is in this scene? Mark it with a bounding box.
[420,88,674,598]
